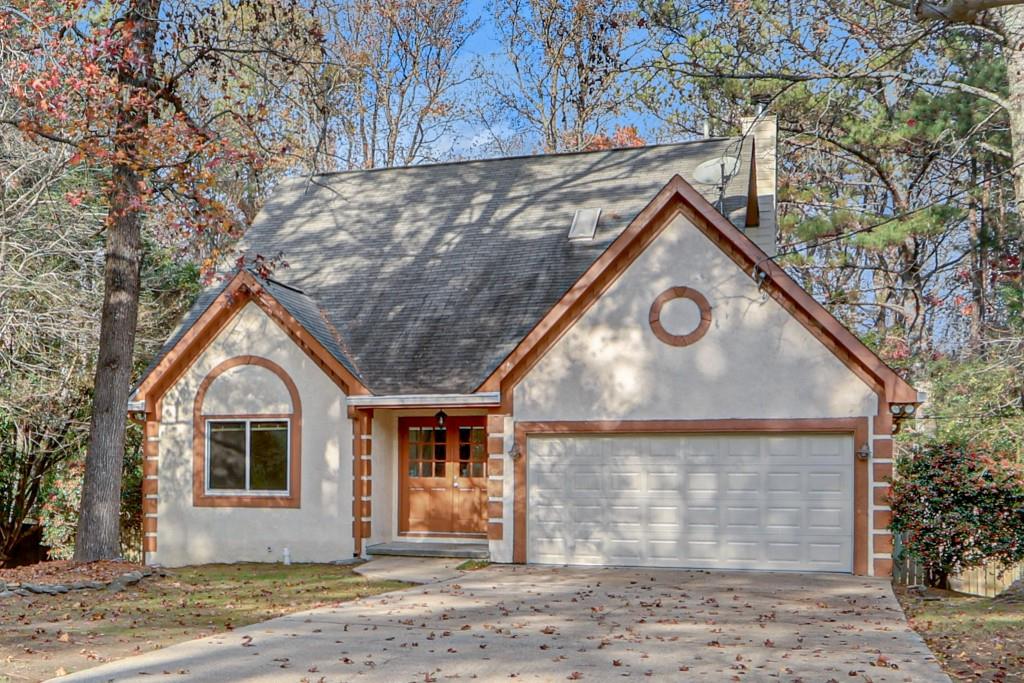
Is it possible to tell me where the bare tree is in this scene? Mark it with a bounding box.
[478,0,639,153]
[323,0,476,169]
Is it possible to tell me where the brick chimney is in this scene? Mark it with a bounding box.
[739,114,778,256]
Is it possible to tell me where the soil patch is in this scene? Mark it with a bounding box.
[1,561,143,587]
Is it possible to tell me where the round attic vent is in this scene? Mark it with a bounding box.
[648,286,712,347]
[692,156,740,186]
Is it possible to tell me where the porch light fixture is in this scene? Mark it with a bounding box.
[856,444,871,460]
[434,410,447,428]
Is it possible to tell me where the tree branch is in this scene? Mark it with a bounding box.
[909,0,1024,23]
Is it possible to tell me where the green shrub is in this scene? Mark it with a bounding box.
[889,439,1024,588]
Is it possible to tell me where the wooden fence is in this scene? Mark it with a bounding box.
[892,533,1024,597]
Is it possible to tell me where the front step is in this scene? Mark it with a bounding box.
[366,541,489,559]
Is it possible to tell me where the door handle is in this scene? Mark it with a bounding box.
[452,480,459,488]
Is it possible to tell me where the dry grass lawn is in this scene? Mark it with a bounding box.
[896,585,1024,682]
[0,563,406,683]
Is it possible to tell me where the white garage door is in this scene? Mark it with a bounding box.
[528,433,853,572]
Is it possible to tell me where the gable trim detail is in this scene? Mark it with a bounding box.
[133,270,370,413]
[477,175,917,408]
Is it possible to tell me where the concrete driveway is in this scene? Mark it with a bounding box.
[54,565,948,682]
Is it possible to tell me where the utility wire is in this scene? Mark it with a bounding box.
[915,413,1023,421]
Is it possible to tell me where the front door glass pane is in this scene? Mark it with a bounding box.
[457,426,487,477]
[408,426,446,477]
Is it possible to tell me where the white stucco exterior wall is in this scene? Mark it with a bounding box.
[152,302,354,566]
[514,212,877,421]
[370,411,397,547]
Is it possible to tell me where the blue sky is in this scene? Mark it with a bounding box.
[436,1,691,159]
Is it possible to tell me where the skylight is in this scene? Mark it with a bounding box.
[568,208,602,241]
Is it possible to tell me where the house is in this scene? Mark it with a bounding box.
[129,116,918,576]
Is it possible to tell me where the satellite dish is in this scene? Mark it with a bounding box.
[692,156,740,186]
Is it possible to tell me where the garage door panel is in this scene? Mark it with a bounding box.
[808,543,846,563]
[807,507,846,531]
[646,471,681,492]
[766,472,802,493]
[679,440,719,463]
[528,433,854,572]
[608,505,643,523]
[725,506,762,529]
[807,471,846,494]
[763,507,802,530]
[571,505,604,522]
[608,471,642,492]
[723,436,760,458]
[725,472,760,493]
[647,505,681,524]
[532,504,565,523]
[765,542,801,561]
[685,471,719,492]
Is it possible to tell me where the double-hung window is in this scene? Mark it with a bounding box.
[206,419,290,494]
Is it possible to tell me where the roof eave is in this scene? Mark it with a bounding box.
[347,393,500,409]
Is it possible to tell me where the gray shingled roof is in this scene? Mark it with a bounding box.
[141,138,756,395]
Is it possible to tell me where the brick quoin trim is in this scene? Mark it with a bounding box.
[870,405,896,577]
[486,414,509,542]
[141,414,160,555]
[350,407,373,556]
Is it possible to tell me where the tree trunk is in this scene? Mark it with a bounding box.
[73,0,158,562]
[72,162,144,561]
[967,159,987,348]
[1003,8,1024,297]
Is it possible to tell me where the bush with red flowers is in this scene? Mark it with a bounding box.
[889,440,1024,588]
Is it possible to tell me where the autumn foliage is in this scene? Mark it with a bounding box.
[889,440,1024,588]
[583,125,645,151]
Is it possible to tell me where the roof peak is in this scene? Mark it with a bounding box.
[301,136,741,181]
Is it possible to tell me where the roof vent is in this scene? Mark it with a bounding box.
[568,207,602,241]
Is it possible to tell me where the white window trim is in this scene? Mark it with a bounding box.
[205,418,291,496]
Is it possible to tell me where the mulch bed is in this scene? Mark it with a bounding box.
[0,560,143,586]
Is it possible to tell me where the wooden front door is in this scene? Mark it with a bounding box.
[400,416,487,536]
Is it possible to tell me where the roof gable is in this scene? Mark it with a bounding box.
[482,175,918,408]
[133,270,368,411]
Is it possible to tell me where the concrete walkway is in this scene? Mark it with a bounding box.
[53,565,949,682]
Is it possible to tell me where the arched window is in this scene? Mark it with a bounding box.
[192,356,302,508]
